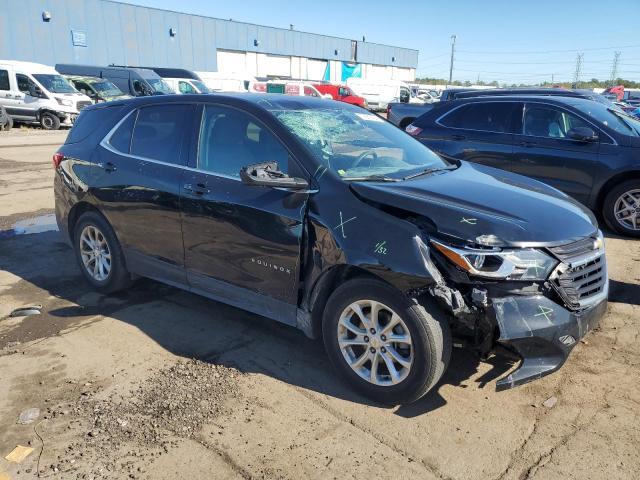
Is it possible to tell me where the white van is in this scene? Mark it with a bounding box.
[197,71,251,92]
[162,77,211,94]
[346,78,413,111]
[0,61,92,129]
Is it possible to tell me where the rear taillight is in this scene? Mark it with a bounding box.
[52,152,64,169]
[405,124,423,136]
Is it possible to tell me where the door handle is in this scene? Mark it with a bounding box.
[183,183,210,195]
[98,162,117,172]
[451,134,466,140]
[519,141,536,148]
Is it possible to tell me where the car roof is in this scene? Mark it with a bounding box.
[85,93,349,111]
[448,94,600,106]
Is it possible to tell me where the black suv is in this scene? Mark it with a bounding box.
[407,95,640,237]
[54,94,608,404]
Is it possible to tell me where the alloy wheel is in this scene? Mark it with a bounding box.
[79,225,112,281]
[337,300,413,386]
[614,188,640,231]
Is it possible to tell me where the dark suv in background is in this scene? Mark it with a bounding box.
[407,95,640,237]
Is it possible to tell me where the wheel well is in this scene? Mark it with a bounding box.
[399,117,415,130]
[67,202,102,237]
[596,170,640,212]
[307,265,387,339]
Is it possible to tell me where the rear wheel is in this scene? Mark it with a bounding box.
[73,211,132,293]
[322,278,451,404]
[40,112,60,130]
[603,180,640,238]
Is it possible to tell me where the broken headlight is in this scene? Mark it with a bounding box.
[431,240,558,281]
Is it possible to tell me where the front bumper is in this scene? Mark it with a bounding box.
[490,292,607,390]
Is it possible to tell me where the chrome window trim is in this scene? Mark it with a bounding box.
[435,99,618,145]
[99,106,241,181]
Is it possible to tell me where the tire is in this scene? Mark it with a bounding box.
[73,211,132,293]
[40,112,60,130]
[602,180,640,238]
[0,115,12,131]
[322,278,451,405]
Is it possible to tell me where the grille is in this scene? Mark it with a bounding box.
[76,101,92,111]
[554,256,606,308]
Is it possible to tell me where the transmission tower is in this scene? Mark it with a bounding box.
[610,51,621,85]
[573,53,584,88]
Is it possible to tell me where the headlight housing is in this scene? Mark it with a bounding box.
[55,97,73,107]
[432,240,558,281]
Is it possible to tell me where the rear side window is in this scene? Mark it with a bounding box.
[130,104,190,164]
[66,106,123,144]
[0,70,9,90]
[439,102,517,133]
[108,111,137,153]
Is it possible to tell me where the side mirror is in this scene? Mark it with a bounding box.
[240,162,309,190]
[567,126,598,142]
[29,85,44,98]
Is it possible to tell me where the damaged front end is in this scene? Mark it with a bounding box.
[424,231,608,390]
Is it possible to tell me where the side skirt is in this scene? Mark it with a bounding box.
[125,249,298,328]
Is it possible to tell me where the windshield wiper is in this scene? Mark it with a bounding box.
[402,164,458,181]
[342,175,401,182]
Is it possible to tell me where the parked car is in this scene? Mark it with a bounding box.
[54,94,608,403]
[406,95,640,237]
[111,66,211,94]
[0,105,12,130]
[387,87,605,129]
[65,75,131,103]
[0,60,92,129]
[346,78,413,111]
[313,83,367,107]
[55,64,173,97]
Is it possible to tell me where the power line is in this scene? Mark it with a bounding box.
[456,43,640,55]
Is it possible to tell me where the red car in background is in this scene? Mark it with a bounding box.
[313,83,367,108]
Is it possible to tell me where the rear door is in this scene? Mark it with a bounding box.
[511,102,601,203]
[180,103,309,324]
[423,101,520,171]
[97,103,195,284]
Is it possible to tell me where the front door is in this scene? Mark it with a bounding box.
[180,104,309,324]
[95,103,195,284]
[511,102,601,204]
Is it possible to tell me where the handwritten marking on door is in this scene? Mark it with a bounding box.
[334,212,356,239]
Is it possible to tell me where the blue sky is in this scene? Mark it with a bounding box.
[124,0,640,84]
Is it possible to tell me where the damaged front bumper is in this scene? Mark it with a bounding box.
[490,293,608,390]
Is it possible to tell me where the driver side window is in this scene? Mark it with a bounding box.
[179,81,195,94]
[16,74,37,95]
[523,105,591,139]
[197,105,290,178]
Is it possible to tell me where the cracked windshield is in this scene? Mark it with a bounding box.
[270,106,449,180]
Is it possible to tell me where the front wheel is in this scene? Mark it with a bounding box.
[603,180,640,238]
[40,112,61,130]
[322,278,451,405]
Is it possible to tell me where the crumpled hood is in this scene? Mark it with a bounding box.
[350,162,598,246]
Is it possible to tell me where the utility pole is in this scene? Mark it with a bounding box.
[448,34,456,87]
[610,51,621,86]
[573,53,583,88]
